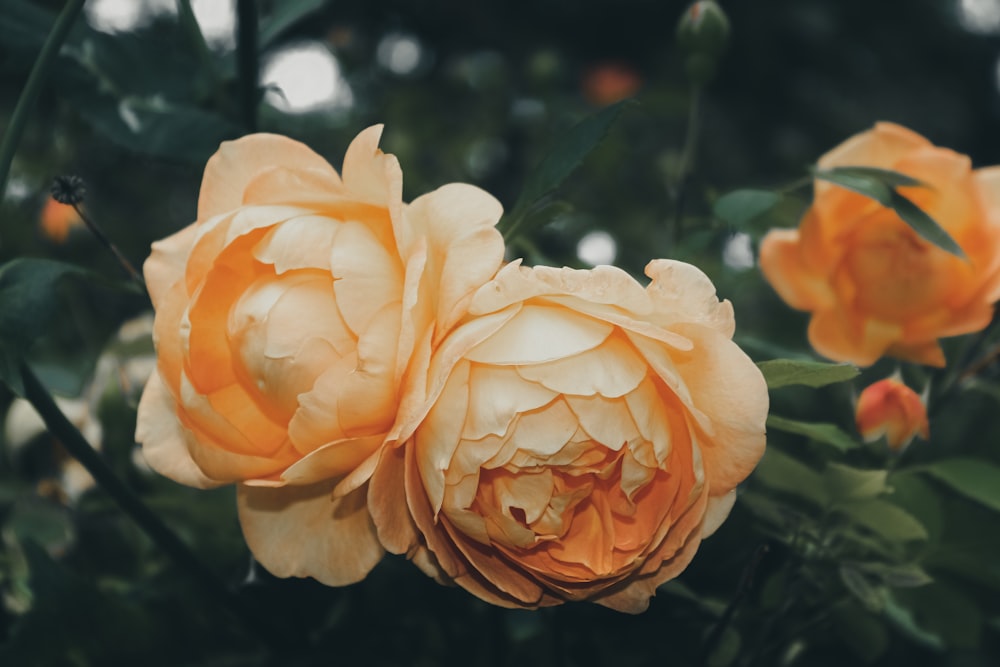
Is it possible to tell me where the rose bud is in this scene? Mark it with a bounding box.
[856,376,929,452]
[676,1,731,84]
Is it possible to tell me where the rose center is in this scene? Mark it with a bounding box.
[228,269,356,421]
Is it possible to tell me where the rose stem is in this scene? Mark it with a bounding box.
[0,0,85,199]
[74,202,145,287]
[669,86,702,252]
[930,309,1000,416]
[696,543,769,667]
[236,0,259,132]
[19,361,296,654]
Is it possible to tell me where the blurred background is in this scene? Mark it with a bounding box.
[1,1,1000,665]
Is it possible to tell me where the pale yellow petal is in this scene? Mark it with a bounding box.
[237,481,384,586]
[198,134,339,221]
[135,372,221,489]
[144,223,198,310]
[406,183,504,333]
[330,220,404,336]
[465,304,612,365]
[670,324,768,493]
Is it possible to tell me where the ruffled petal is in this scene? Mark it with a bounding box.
[759,229,835,311]
[135,372,221,489]
[198,134,339,221]
[237,481,384,587]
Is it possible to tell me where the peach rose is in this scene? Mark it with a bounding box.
[363,260,768,612]
[759,122,1000,367]
[855,376,929,452]
[135,126,504,585]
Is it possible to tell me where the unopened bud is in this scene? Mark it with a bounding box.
[676,1,731,84]
[855,376,929,452]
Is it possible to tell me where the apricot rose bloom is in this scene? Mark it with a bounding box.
[135,126,504,585]
[855,376,929,452]
[363,260,768,612]
[759,122,1000,367]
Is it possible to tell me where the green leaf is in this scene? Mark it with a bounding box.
[836,498,929,543]
[259,0,327,48]
[814,167,893,205]
[833,601,889,663]
[0,541,156,665]
[819,166,924,189]
[839,564,884,611]
[767,414,859,451]
[813,166,965,259]
[751,447,830,506]
[75,96,241,163]
[757,358,859,389]
[889,189,966,259]
[4,500,75,557]
[891,582,983,648]
[913,458,1000,514]
[712,189,782,228]
[883,592,945,651]
[0,259,85,395]
[502,100,632,238]
[706,627,741,667]
[823,463,888,501]
[855,562,933,589]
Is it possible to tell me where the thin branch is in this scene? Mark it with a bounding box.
[19,362,291,653]
[0,0,86,199]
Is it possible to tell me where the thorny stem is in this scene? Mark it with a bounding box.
[0,0,86,199]
[19,362,293,654]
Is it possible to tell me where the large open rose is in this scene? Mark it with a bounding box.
[365,260,768,612]
[135,126,504,584]
[759,122,1000,366]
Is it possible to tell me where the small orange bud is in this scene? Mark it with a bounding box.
[581,61,642,107]
[39,198,84,243]
[855,377,929,451]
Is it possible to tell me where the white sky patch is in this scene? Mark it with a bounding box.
[3,175,32,203]
[376,33,424,75]
[958,0,1000,33]
[577,231,618,267]
[85,0,169,33]
[723,232,755,270]
[261,42,354,113]
[190,0,236,49]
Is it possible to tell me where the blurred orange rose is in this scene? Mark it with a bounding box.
[363,260,768,612]
[759,122,1000,367]
[855,376,929,451]
[135,126,504,585]
[39,198,84,243]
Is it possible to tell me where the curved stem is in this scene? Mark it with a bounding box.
[19,362,291,653]
[236,0,260,132]
[669,87,702,250]
[0,0,85,199]
[71,202,145,289]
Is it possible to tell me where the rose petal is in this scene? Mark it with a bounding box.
[237,481,384,587]
[465,304,613,365]
[135,372,221,489]
[406,183,504,334]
